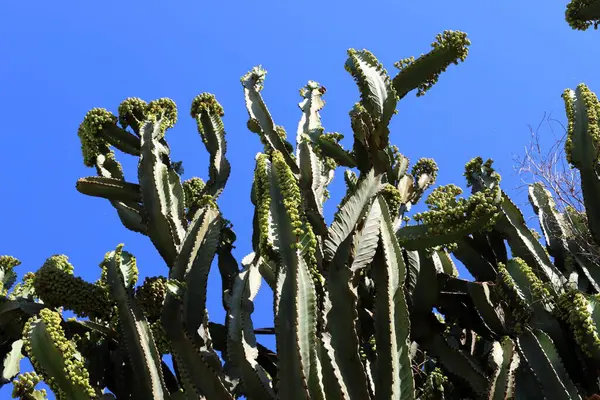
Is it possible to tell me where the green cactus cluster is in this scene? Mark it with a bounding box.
[5,29,600,400]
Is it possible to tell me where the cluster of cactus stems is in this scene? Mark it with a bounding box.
[3,29,600,400]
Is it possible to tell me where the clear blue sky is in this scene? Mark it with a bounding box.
[1,0,598,398]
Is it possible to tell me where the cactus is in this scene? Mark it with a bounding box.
[5,31,600,400]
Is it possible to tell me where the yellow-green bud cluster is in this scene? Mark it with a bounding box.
[9,272,36,299]
[394,30,470,97]
[412,158,439,182]
[413,186,499,236]
[190,93,225,119]
[316,132,345,170]
[42,255,74,275]
[0,255,20,296]
[77,108,117,167]
[464,157,500,187]
[118,97,147,132]
[272,151,304,242]
[495,263,532,330]
[22,309,96,399]
[556,290,600,358]
[150,320,170,355]
[422,368,448,400]
[565,0,600,30]
[513,258,552,307]
[183,177,206,210]
[11,371,47,399]
[381,184,402,220]
[33,262,111,319]
[0,255,20,270]
[135,276,168,321]
[254,154,273,256]
[562,84,600,166]
[146,98,178,130]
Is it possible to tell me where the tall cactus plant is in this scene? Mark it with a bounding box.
[2,29,600,400]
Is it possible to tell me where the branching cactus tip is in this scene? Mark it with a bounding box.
[146,97,178,129]
[77,108,117,167]
[118,97,147,131]
[190,93,224,119]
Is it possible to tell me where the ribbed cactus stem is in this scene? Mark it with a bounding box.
[33,260,111,320]
[22,309,96,399]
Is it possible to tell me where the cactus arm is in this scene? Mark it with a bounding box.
[495,193,565,293]
[324,169,384,262]
[452,237,499,282]
[321,272,371,399]
[528,183,571,272]
[138,120,187,267]
[392,31,470,99]
[103,245,170,399]
[161,287,234,399]
[566,0,600,30]
[486,337,519,400]
[419,330,489,397]
[0,256,19,295]
[439,277,506,337]
[436,250,458,277]
[1,339,23,386]
[174,207,222,343]
[96,122,141,156]
[267,151,325,400]
[315,136,357,168]
[372,197,415,399]
[563,85,600,247]
[76,176,142,203]
[92,153,147,235]
[407,250,439,317]
[349,198,383,272]
[516,328,581,400]
[241,66,298,173]
[557,290,600,362]
[225,258,276,399]
[295,81,330,233]
[190,94,231,198]
[23,309,96,400]
[32,261,111,320]
[297,140,329,235]
[344,49,397,129]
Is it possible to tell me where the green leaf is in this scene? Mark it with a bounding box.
[138,120,187,267]
[104,244,170,400]
[372,197,415,400]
